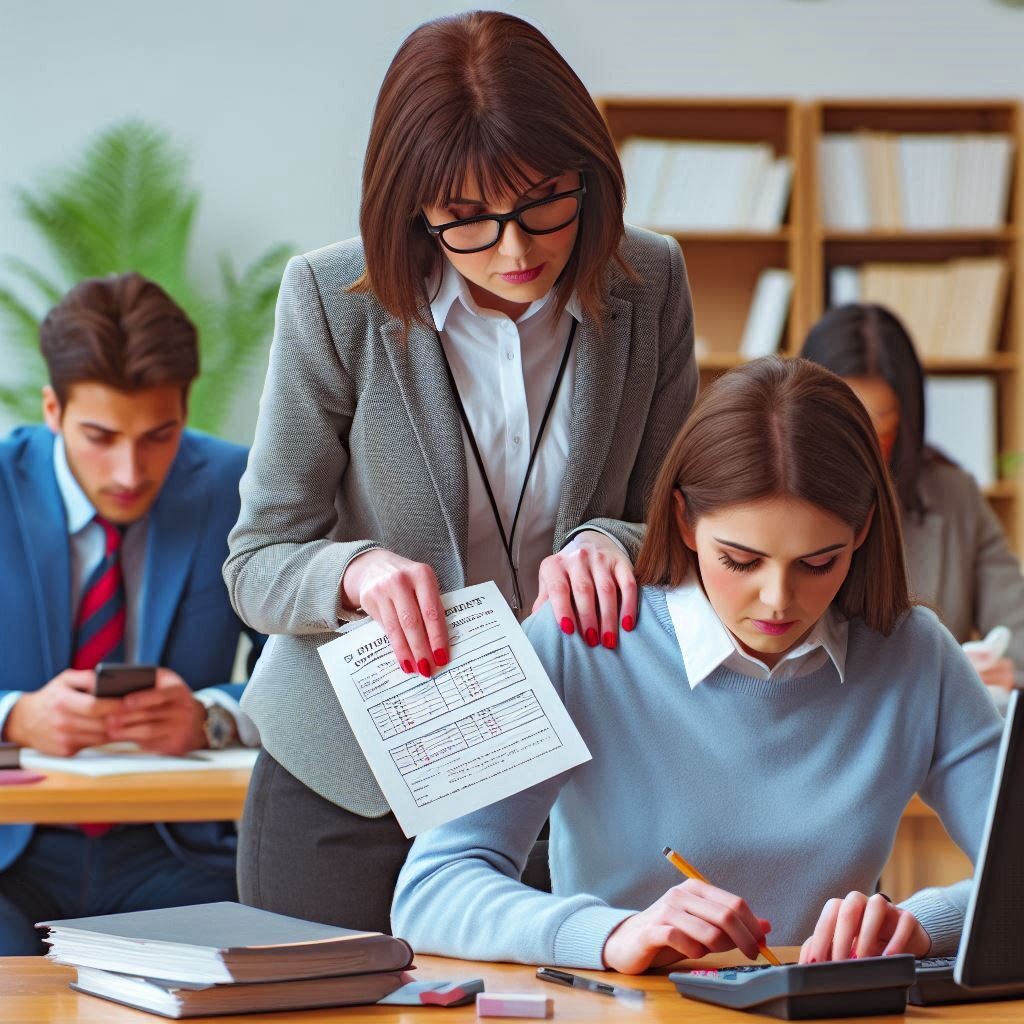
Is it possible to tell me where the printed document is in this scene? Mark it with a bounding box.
[318,581,591,836]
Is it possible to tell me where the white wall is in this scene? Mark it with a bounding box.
[3,0,1024,437]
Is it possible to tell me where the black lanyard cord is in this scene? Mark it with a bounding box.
[437,317,578,611]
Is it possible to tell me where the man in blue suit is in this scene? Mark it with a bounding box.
[0,272,264,954]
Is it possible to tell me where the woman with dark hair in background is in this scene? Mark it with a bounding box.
[801,302,1024,693]
[224,10,697,931]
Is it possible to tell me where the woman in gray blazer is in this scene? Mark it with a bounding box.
[801,303,1024,692]
[224,11,697,932]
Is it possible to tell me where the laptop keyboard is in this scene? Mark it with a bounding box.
[917,957,956,971]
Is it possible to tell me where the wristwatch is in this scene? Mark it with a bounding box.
[202,704,237,750]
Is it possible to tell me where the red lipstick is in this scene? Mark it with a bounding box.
[500,264,545,285]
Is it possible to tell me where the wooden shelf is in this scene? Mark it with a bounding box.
[664,229,794,244]
[820,228,1016,243]
[922,354,1018,372]
[985,481,1018,500]
[696,352,747,371]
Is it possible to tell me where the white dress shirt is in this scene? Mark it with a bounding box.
[664,572,849,686]
[0,435,256,745]
[430,261,581,615]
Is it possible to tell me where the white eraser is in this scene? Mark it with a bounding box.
[476,992,554,1018]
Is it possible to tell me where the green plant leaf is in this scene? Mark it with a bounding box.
[1,119,291,438]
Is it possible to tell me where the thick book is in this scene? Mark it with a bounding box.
[39,901,414,985]
[71,965,408,1019]
[819,135,870,229]
[739,268,793,359]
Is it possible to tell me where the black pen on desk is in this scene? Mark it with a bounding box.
[536,967,645,1002]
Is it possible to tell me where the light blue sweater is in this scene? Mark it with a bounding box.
[392,588,1003,967]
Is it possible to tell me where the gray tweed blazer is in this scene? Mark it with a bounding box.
[224,225,697,815]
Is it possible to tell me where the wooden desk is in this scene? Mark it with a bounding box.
[3,951,1022,1023]
[0,768,251,824]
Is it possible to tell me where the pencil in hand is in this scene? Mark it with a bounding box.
[662,845,782,967]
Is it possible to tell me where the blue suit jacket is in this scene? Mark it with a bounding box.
[0,425,264,875]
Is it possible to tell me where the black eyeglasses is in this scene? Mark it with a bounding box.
[421,176,587,255]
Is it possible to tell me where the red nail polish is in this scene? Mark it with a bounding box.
[808,956,817,964]
[585,627,599,647]
[602,631,616,649]
[622,615,635,632]
[433,649,449,667]
[560,617,575,635]
[402,659,414,674]
[417,658,430,677]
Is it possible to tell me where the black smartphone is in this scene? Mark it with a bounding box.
[94,663,157,698]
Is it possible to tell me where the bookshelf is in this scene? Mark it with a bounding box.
[804,99,1022,548]
[596,98,805,375]
[599,96,1022,547]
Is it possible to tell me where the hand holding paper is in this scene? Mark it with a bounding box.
[318,582,590,836]
[963,626,1015,710]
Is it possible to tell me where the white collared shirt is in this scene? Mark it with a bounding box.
[54,433,149,662]
[664,573,848,687]
[430,260,581,616]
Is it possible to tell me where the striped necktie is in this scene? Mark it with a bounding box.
[72,516,126,670]
[71,516,126,839]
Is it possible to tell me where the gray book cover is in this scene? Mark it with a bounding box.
[39,902,413,983]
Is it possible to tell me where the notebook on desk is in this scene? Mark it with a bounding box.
[909,687,1024,1005]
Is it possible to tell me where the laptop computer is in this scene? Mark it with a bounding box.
[909,687,1024,1005]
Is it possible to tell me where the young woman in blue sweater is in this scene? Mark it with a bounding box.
[392,357,1003,973]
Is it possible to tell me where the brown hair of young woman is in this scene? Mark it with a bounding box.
[635,357,911,634]
[352,10,626,333]
[39,273,199,406]
[800,302,948,522]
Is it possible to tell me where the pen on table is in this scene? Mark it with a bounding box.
[535,967,645,1002]
[661,845,782,967]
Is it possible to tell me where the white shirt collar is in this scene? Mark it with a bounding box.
[53,433,96,535]
[428,258,581,331]
[664,572,848,688]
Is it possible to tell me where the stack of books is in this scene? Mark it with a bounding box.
[819,131,1014,230]
[828,256,1008,360]
[39,901,414,1018]
[619,136,793,231]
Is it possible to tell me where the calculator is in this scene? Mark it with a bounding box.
[669,955,916,1020]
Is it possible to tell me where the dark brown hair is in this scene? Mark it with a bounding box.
[353,10,626,332]
[39,272,199,405]
[635,357,910,634]
[800,302,951,521]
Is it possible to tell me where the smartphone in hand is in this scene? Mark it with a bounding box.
[94,663,157,698]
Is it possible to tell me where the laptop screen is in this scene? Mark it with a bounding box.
[956,690,1024,990]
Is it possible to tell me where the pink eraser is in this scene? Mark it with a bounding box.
[0,769,44,786]
[476,992,553,1018]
